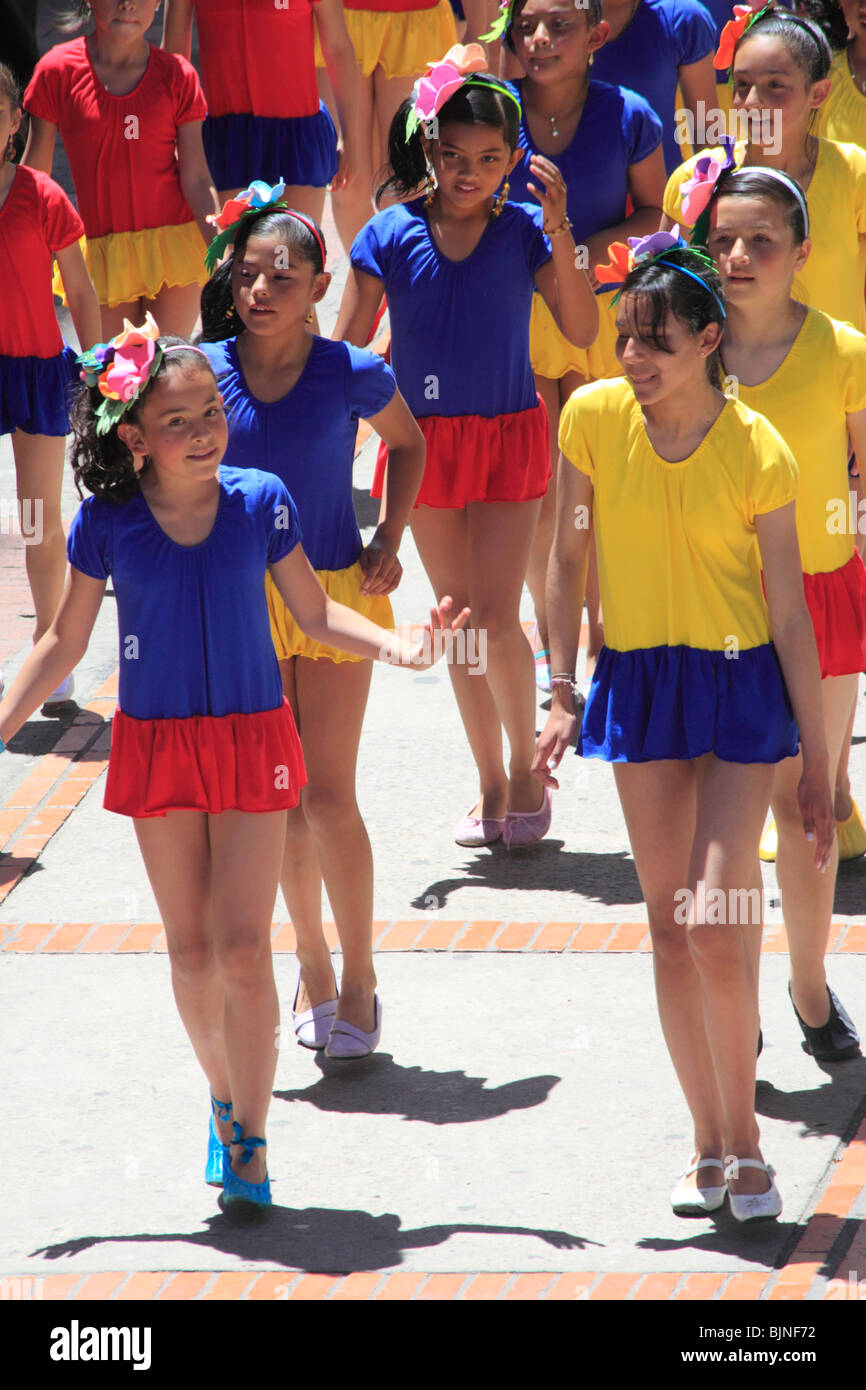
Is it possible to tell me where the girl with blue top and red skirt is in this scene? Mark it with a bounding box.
[0,63,101,709]
[535,234,834,1221]
[199,184,425,1058]
[0,317,466,1209]
[337,45,598,847]
[491,0,667,688]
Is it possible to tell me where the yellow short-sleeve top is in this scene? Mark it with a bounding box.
[730,310,866,576]
[663,138,866,334]
[558,377,799,653]
[817,51,866,151]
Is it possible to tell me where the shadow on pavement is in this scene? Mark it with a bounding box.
[32,1208,596,1273]
[833,858,866,914]
[412,843,644,909]
[754,1058,866,1139]
[275,1056,560,1124]
[636,1216,801,1268]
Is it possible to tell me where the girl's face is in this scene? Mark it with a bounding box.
[119,365,227,482]
[615,296,721,406]
[231,231,329,336]
[424,122,521,212]
[839,0,866,41]
[510,2,607,82]
[0,94,22,164]
[88,0,160,41]
[731,34,830,143]
[707,194,809,305]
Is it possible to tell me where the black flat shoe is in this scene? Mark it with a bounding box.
[757,1028,763,1059]
[788,983,861,1062]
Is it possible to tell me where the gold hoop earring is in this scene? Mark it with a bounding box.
[492,179,509,218]
[5,136,14,162]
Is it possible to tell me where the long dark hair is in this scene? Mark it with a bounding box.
[71,340,218,503]
[376,77,521,206]
[619,249,726,387]
[734,8,832,83]
[199,207,326,343]
[711,167,808,245]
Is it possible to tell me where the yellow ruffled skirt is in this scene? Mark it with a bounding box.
[265,560,394,663]
[53,222,209,308]
[314,0,457,78]
[530,289,622,383]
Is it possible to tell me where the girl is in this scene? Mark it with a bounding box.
[808,0,866,148]
[662,5,866,332]
[314,0,459,252]
[0,321,466,1207]
[0,63,101,708]
[198,186,425,1056]
[336,46,598,847]
[162,0,360,218]
[534,235,834,1220]
[498,0,667,686]
[704,167,864,1060]
[23,0,219,339]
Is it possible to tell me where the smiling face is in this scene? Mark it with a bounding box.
[118,363,228,482]
[231,230,329,337]
[731,34,831,146]
[88,0,159,40]
[615,294,722,405]
[423,120,521,211]
[510,1,607,82]
[708,193,809,304]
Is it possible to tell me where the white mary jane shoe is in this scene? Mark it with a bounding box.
[291,966,338,1050]
[724,1155,782,1223]
[325,995,382,1059]
[670,1156,727,1215]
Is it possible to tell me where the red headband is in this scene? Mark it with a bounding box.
[283,210,326,269]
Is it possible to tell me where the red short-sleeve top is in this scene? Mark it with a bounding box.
[191,0,323,119]
[0,165,84,357]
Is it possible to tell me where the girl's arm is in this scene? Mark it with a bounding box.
[358,391,426,596]
[847,405,866,559]
[22,115,57,174]
[582,147,668,281]
[677,55,718,154]
[528,155,598,349]
[531,457,594,786]
[334,266,384,347]
[0,569,106,747]
[161,0,195,56]
[313,0,361,192]
[268,544,469,666]
[54,241,102,352]
[757,501,835,869]
[176,122,221,245]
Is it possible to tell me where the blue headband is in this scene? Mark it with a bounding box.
[653,259,727,318]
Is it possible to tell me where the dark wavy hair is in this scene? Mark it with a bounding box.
[618,249,726,387]
[199,207,326,342]
[70,340,218,504]
[794,0,848,54]
[734,8,833,82]
[505,0,604,53]
[54,1,94,31]
[711,167,808,245]
[376,77,522,205]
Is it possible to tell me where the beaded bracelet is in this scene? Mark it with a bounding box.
[544,215,573,238]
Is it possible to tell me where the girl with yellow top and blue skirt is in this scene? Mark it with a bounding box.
[535,231,834,1222]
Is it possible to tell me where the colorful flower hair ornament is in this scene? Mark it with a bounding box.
[714,3,773,74]
[404,44,521,140]
[680,136,738,223]
[76,312,164,436]
[480,0,514,42]
[595,228,725,316]
[204,179,287,273]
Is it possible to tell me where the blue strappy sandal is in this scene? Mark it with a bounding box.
[206,1096,232,1187]
[222,1121,271,1208]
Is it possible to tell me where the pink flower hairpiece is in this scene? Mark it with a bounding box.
[405,44,488,138]
[76,312,164,436]
[680,136,738,223]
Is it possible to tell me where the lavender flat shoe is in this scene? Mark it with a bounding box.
[453,809,506,847]
[325,995,382,1059]
[292,966,338,1050]
[503,787,552,848]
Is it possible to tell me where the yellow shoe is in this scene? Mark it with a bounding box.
[759,819,778,863]
[836,801,866,861]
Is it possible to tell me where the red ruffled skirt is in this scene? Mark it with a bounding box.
[373,397,551,509]
[104,698,307,818]
[803,551,866,678]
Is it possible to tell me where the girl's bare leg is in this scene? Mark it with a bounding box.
[99,298,144,341]
[149,282,205,339]
[10,430,67,642]
[774,672,858,1026]
[833,687,858,822]
[317,65,377,254]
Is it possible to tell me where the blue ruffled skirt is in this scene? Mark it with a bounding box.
[203,106,338,192]
[0,346,77,437]
[578,643,799,764]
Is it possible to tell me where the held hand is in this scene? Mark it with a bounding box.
[525,154,568,231]
[531,706,578,789]
[359,537,403,596]
[330,140,360,193]
[797,765,836,872]
[404,597,471,671]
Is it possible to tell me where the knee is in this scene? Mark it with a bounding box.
[214,927,273,987]
[302,784,360,837]
[283,802,310,844]
[687,921,743,975]
[646,890,691,963]
[167,931,213,981]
